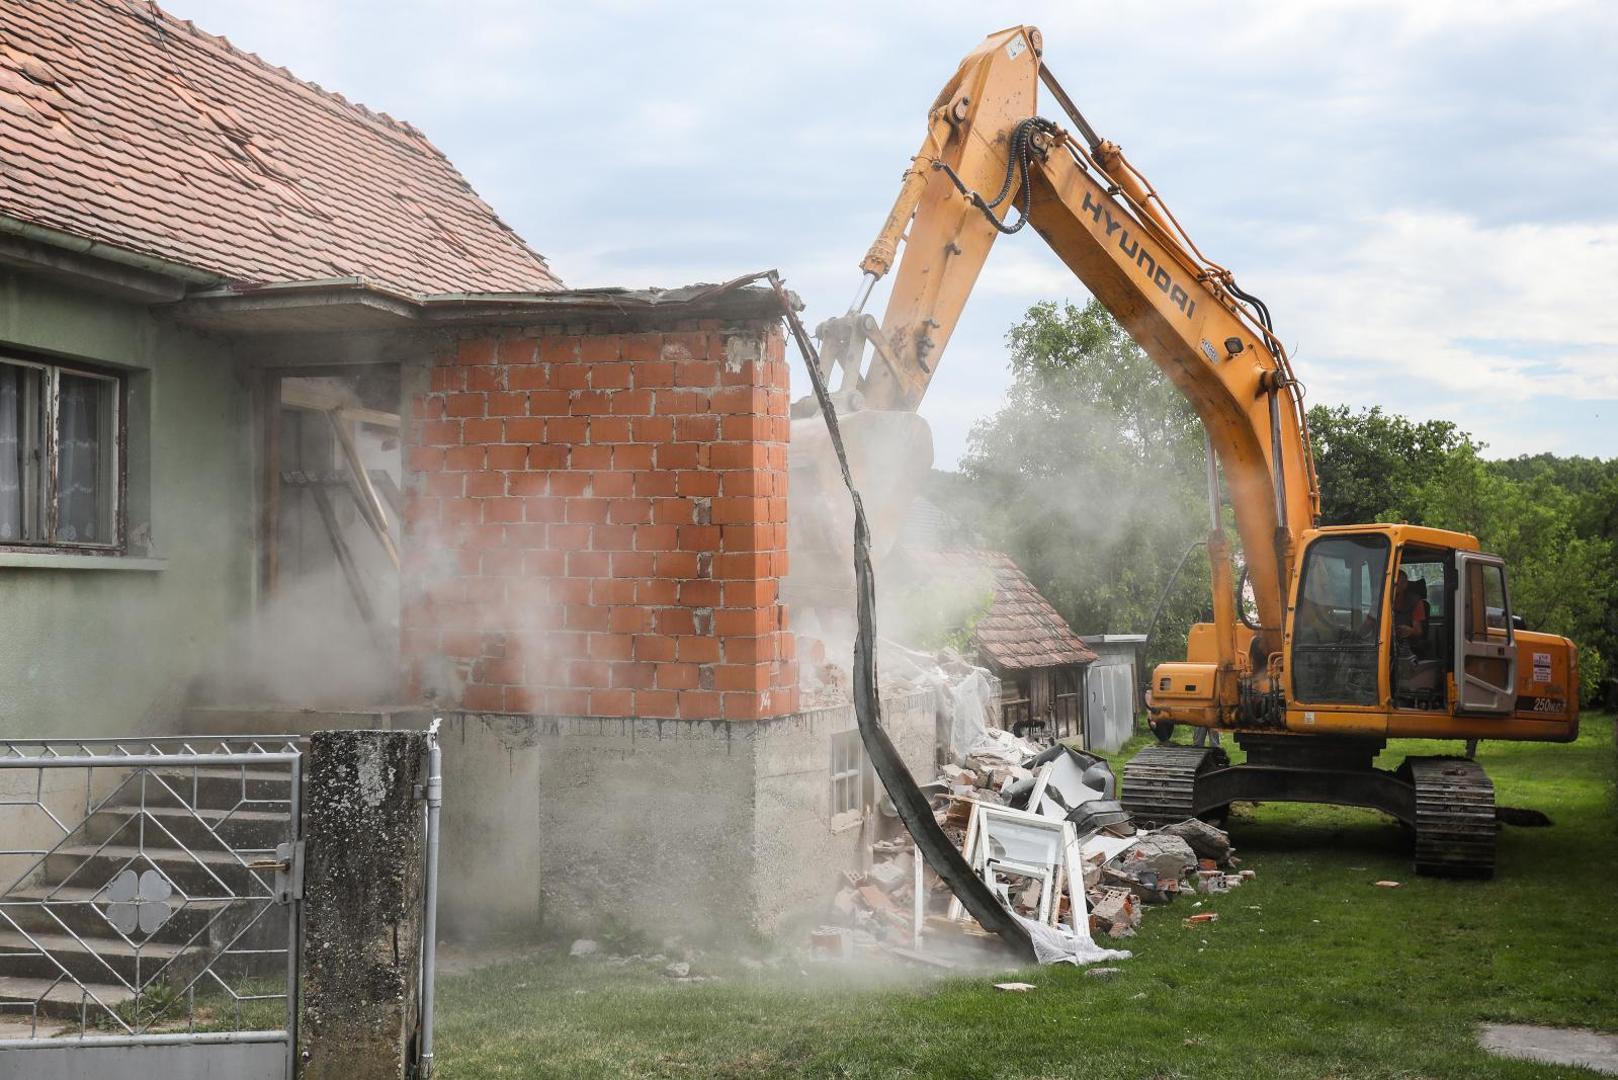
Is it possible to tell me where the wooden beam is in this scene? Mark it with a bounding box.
[326,412,400,571]
[280,379,401,430]
[309,484,376,626]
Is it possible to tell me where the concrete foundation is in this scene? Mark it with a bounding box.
[433,689,938,942]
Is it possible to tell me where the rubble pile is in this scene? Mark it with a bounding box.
[817,708,1253,967]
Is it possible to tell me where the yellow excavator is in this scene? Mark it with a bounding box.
[808,25,1580,876]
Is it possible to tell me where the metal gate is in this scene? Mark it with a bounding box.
[0,737,304,1079]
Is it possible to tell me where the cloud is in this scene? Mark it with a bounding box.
[1267,211,1618,403]
[160,0,1618,462]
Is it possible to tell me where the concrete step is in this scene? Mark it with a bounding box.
[101,767,294,813]
[0,929,182,988]
[41,845,273,899]
[81,805,292,851]
[0,886,286,951]
[0,930,284,989]
[0,973,134,1024]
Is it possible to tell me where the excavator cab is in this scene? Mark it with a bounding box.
[1282,524,1575,733]
[1289,530,1512,714]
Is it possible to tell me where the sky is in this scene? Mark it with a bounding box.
[169,0,1618,466]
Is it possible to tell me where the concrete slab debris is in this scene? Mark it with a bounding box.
[1478,1023,1618,1075]
[1159,818,1234,863]
[1109,834,1198,887]
[866,858,911,892]
[994,982,1038,992]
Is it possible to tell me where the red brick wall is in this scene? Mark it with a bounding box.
[400,321,797,721]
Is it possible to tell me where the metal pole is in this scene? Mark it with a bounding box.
[418,720,443,1078]
[284,751,302,1080]
[1204,431,1238,674]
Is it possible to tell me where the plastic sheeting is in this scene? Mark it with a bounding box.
[947,669,1001,764]
[875,640,1000,766]
[1016,913,1132,967]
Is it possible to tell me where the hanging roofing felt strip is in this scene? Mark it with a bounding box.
[766,271,1036,964]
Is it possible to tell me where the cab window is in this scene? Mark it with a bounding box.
[1391,546,1451,710]
[1291,535,1389,706]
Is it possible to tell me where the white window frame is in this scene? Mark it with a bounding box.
[829,729,870,826]
[0,354,123,552]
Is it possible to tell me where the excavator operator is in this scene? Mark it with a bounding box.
[1393,572,1430,658]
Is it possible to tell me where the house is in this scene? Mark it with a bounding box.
[891,495,1149,749]
[0,0,939,940]
[1,0,557,739]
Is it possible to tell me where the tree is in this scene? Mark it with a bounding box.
[1305,404,1474,525]
[954,300,1211,668]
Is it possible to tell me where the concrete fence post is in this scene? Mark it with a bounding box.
[299,729,429,1080]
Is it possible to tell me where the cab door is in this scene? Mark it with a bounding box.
[1454,552,1517,713]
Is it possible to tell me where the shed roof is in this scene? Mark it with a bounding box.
[910,548,1098,672]
[0,0,561,295]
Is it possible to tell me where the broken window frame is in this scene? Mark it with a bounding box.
[0,354,123,552]
[952,803,1086,933]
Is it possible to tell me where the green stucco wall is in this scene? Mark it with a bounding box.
[0,269,253,738]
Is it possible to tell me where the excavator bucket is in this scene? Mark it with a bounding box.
[787,407,934,603]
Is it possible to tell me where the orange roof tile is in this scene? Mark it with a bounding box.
[0,0,561,294]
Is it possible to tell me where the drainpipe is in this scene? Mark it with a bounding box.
[419,719,444,1078]
[0,213,225,286]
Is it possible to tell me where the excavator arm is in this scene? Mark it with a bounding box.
[821,25,1319,673]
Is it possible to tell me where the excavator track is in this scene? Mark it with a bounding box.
[1402,756,1497,878]
[1120,745,1228,828]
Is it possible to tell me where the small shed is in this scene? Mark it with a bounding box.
[1080,634,1147,752]
[949,552,1098,743]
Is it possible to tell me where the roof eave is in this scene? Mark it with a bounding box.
[166,276,787,335]
[0,213,227,303]
[170,278,422,333]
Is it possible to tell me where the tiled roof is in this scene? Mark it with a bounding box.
[908,548,1098,671]
[971,551,1098,671]
[0,0,561,295]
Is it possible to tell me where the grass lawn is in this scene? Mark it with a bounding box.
[435,714,1618,1079]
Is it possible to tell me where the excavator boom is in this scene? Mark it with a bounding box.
[825,26,1315,668]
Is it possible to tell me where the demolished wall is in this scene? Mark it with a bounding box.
[388,299,944,941]
[400,317,797,721]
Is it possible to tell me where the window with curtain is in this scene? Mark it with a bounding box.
[0,356,120,549]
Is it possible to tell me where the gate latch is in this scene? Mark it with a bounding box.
[249,841,305,904]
